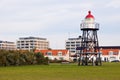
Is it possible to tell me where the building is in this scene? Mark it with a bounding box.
[35,49,70,61]
[17,36,49,51]
[100,46,120,62]
[0,40,16,50]
[65,36,81,56]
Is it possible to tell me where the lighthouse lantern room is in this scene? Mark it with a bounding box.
[80,11,99,30]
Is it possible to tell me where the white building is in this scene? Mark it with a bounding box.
[0,40,16,50]
[17,37,49,51]
[101,51,120,62]
[65,36,81,56]
[100,46,120,62]
[35,49,70,61]
[108,51,120,62]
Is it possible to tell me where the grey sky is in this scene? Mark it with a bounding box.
[0,0,120,49]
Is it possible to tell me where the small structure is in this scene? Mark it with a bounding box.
[35,49,70,61]
[100,46,120,62]
[77,11,102,66]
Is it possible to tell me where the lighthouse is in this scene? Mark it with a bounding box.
[77,11,102,66]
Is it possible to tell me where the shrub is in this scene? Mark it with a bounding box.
[0,50,48,66]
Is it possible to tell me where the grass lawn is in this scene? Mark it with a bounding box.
[0,62,120,80]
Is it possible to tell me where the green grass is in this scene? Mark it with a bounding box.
[0,62,120,80]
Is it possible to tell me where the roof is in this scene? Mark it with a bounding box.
[85,11,94,19]
[76,46,120,50]
[100,46,120,49]
[68,36,81,40]
[19,36,47,40]
[35,49,69,56]
[0,40,14,44]
[76,46,120,55]
[101,49,119,55]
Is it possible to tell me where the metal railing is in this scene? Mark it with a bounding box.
[80,22,99,30]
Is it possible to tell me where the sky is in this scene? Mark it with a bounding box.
[0,0,120,49]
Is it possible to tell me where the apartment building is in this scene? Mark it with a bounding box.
[65,36,81,55]
[0,40,16,50]
[17,37,49,51]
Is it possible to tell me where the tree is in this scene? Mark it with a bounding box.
[0,50,48,66]
[35,52,48,65]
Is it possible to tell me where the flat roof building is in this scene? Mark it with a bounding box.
[17,36,49,51]
[65,36,81,55]
[0,40,16,50]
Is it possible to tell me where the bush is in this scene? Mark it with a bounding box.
[0,50,48,66]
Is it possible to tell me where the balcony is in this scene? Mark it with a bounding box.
[80,22,99,30]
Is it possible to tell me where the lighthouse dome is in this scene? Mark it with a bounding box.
[80,11,99,30]
[85,11,94,19]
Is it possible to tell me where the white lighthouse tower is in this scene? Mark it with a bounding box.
[77,11,101,66]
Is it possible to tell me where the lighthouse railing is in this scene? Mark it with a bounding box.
[80,22,99,30]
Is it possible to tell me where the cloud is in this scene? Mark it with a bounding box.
[0,0,120,49]
[99,33,120,46]
[45,32,80,49]
[0,1,82,34]
[106,0,120,8]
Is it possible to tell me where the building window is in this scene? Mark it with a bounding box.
[113,52,118,55]
[109,51,113,55]
[58,51,62,56]
[71,51,75,53]
[66,42,70,44]
[71,42,75,43]
[47,52,52,56]
[17,47,20,49]
[59,57,64,60]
